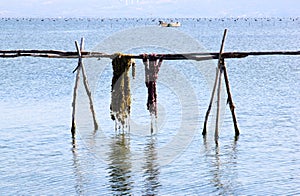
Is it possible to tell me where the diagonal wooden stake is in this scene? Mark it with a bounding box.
[215,29,227,145]
[202,29,240,143]
[215,61,223,144]
[202,67,219,136]
[75,39,99,131]
[71,38,98,137]
[71,38,85,138]
[202,29,227,145]
[222,62,240,138]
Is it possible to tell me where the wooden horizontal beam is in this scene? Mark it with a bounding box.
[1,49,300,61]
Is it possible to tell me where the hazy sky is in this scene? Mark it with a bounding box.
[0,0,299,18]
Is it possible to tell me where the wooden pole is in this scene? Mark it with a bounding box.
[222,62,240,138]
[75,39,99,131]
[1,49,300,60]
[202,67,219,136]
[214,29,228,144]
[70,40,84,138]
[202,29,227,143]
[215,61,223,144]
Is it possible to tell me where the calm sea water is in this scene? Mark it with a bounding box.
[0,18,300,195]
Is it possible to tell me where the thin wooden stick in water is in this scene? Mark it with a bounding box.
[202,29,227,143]
[71,39,85,137]
[222,62,240,138]
[214,29,228,144]
[215,66,223,144]
[75,39,99,131]
[202,67,219,136]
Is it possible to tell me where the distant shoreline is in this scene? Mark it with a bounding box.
[1,17,299,20]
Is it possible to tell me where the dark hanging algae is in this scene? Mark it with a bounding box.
[110,53,133,129]
[110,53,163,130]
[143,54,163,117]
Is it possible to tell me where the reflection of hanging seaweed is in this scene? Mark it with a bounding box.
[143,138,161,195]
[107,134,133,195]
[110,53,133,128]
[143,54,163,117]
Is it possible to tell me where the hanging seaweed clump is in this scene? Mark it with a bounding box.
[110,53,134,129]
[143,54,163,117]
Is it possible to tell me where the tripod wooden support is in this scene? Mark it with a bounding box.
[202,29,240,144]
[71,38,98,138]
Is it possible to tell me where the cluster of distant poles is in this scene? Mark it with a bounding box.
[119,0,139,5]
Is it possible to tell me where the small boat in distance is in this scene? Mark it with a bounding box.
[159,20,181,27]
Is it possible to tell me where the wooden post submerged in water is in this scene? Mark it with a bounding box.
[71,38,98,138]
[202,29,240,144]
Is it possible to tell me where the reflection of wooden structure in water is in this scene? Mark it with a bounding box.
[1,29,300,144]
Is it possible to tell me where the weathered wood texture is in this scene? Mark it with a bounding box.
[1,50,300,60]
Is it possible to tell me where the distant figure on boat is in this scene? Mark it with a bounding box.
[159,21,181,27]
